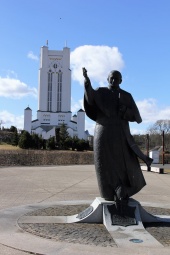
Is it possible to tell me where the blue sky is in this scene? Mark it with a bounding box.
[0,0,170,135]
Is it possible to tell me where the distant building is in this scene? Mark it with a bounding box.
[149,146,162,163]
[24,45,89,140]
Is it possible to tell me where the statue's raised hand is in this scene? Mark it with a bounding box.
[82,67,90,88]
[82,67,88,78]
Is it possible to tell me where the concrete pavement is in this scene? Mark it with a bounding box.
[0,165,170,254]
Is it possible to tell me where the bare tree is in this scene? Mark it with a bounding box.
[147,120,170,151]
[147,120,170,134]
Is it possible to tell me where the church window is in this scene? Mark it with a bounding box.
[57,70,62,111]
[47,71,52,111]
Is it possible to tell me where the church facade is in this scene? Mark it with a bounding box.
[24,45,88,140]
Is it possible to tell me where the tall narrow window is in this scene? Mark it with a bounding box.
[47,70,52,111]
[57,70,62,111]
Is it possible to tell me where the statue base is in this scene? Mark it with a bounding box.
[64,197,170,248]
[18,197,170,248]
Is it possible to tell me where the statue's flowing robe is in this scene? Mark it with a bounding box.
[84,84,146,200]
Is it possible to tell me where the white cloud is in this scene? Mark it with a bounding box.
[71,45,124,86]
[130,127,146,135]
[158,107,170,119]
[137,98,158,123]
[136,98,170,123]
[71,97,84,113]
[6,70,18,79]
[0,77,37,98]
[0,110,24,129]
[27,51,39,61]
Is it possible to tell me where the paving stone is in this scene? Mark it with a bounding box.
[18,204,170,247]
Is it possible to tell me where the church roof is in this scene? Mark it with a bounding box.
[32,125,55,132]
[40,125,55,132]
[25,106,32,110]
[70,120,77,124]
[32,119,38,123]
[78,109,85,112]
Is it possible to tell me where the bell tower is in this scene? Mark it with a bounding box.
[38,46,71,113]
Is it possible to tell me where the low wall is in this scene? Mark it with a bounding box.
[0,150,94,166]
[141,165,164,174]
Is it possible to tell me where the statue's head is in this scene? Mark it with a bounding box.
[107,70,122,86]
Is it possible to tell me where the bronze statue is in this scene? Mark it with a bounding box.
[83,68,152,202]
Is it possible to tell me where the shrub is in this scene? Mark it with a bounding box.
[18,131,32,149]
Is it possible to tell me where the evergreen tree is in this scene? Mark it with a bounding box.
[64,137,73,150]
[59,123,69,149]
[9,126,17,133]
[46,136,56,150]
[11,129,19,146]
[18,131,32,149]
[71,136,79,151]
[31,133,43,149]
[55,128,60,149]
[71,137,90,151]
[76,139,90,151]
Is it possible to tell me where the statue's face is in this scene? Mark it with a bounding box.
[108,71,122,86]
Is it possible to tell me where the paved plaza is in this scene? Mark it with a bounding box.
[0,164,170,255]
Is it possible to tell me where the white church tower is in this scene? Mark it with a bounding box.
[24,106,32,133]
[24,44,88,140]
[38,46,71,113]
